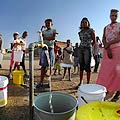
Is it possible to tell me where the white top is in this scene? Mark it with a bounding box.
[19,37,26,50]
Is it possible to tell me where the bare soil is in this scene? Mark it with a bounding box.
[0,53,119,120]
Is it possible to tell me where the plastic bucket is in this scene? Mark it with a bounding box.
[0,76,8,107]
[34,92,78,120]
[0,53,3,64]
[77,84,106,107]
[13,70,24,85]
[76,101,120,120]
[14,51,23,62]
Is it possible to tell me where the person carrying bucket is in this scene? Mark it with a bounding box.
[14,31,28,78]
[36,18,58,88]
[9,32,22,79]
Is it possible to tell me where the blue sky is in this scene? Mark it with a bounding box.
[0,0,120,48]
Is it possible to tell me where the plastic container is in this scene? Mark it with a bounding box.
[0,76,8,107]
[76,101,120,120]
[14,51,23,62]
[60,63,73,68]
[13,70,24,85]
[34,91,78,120]
[77,84,106,107]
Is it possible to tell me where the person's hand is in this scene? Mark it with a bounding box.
[107,48,112,59]
[104,42,110,49]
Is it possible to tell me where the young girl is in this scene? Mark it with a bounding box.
[36,19,58,88]
[36,45,50,88]
[62,39,73,81]
[53,48,63,75]
[9,32,22,79]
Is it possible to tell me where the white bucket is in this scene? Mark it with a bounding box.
[77,84,106,107]
[14,51,23,62]
[60,63,73,68]
[0,76,8,107]
[0,53,3,64]
[91,57,95,67]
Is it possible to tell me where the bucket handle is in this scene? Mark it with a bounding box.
[81,96,88,104]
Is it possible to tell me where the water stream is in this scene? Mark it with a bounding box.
[48,76,54,113]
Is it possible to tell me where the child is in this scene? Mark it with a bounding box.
[36,45,50,88]
[36,18,58,88]
[42,19,58,75]
[53,48,63,75]
[9,32,22,79]
[62,40,73,81]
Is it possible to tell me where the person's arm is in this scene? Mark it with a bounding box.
[102,27,112,58]
[91,30,96,46]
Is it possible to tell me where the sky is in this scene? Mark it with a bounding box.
[0,0,120,48]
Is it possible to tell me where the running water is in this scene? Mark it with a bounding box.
[48,76,54,113]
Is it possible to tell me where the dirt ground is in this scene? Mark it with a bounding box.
[0,53,120,120]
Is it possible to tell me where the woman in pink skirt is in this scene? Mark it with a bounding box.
[96,9,120,100]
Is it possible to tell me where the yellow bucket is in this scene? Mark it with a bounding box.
[76,101,120,120]
[13,70,24,85]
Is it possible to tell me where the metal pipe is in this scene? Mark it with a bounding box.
[29,42,41,120]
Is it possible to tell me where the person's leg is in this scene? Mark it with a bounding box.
[87,72,91,84]
[84,48,91,84]
[9,51,14,77]
[63,67,67,79]
[49,48,55,76]
[79,71,83,85]
[20,51,27,74]
[78,48,84,85]
[94,55,100,72]
[68,68,71,81]
[40,67,46,84]
[111,91,120,101]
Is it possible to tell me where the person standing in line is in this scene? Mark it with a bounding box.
[62,39,73,81]
[0,33,3,68]
[53,48,63,75]
[19,31,28,76]
[96,9,120,101]
[42,19,58,76]
[36,18,58,88]
[92,36,101,73]
[73,43,80,74]
[9,32,21,78]
[77,17,95,87]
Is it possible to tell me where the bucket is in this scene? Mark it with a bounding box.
[13,70,24,85]
[14,51,23,62]
[34,92,78,120]
[0,76,8,107]
[0,53,3,64]
[76,101,120,120]
[77,84,106,107]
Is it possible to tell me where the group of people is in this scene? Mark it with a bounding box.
[0,9,120,101]
[37,9,120,101]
